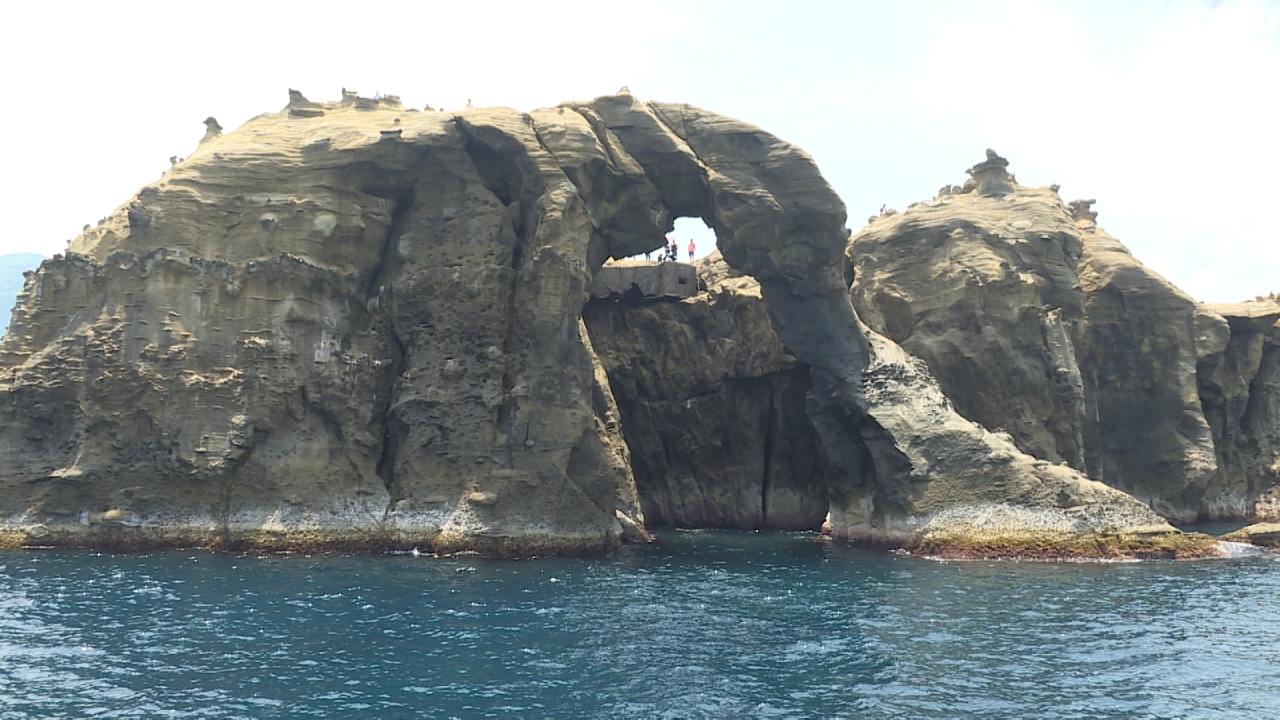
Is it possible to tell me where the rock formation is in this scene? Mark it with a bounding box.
[584,253,832,530]
[590,255,1199,558]
[1072,200,1226,521]
[0,253,44,334]
[1198,300,1280,519]
[849,160,1088,470]
[0,93,1213,557]
[849,151,1280,527]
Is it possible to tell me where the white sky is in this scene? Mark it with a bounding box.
[0,0,1275,301]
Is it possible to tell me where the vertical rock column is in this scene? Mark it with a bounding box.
[1197,302,1280,519]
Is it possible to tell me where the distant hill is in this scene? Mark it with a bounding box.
[0,253,45,336]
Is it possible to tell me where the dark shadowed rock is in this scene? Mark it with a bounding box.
[1198,301,1280,520]
[1074,202,1226,522]
[584,252,833,530]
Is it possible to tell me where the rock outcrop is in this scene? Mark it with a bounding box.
[590,254,1205,556]
[0,253,44,335]
[1222,522,1280,548]
[849,166,1088,470]
[0,94,1210,557]
[849,151,1279,526]
[1198,300,1280,519]
[2,92,674,554]
[584,253,832,530]
[1072,200,1226,522]
[589,260,697,300]
[588,255,1201,558]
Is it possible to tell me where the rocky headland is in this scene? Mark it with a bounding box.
[1,90,1268,558]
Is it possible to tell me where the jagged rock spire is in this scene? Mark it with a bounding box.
[965,148,1014,197]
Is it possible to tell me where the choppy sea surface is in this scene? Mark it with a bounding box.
[2,531,1279,719]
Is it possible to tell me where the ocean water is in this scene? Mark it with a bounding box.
[1,532,1278,719]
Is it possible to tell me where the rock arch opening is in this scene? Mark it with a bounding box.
[671,216,715,261]
[582,252,836,531]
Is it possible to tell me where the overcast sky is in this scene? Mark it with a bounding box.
[1,0,1275,302]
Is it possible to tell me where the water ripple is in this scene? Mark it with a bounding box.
[0,535,1278,717]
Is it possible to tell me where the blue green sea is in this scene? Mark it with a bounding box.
[1,531,1278,718]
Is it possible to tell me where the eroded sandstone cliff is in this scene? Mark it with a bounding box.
[586,256,1191,557]
[848,157,1088,471]
[848,151,1280,525]
[2,91,670,553]
[1198,301,1280,520]
[584,253,832,530]
[0,93,1207,557]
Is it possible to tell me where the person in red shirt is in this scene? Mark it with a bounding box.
[687,239,695,260]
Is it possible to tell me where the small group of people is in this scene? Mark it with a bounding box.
[649,236,696,262]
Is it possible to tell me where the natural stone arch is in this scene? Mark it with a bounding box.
[569,95,879,527]
[572,96,1177,547]
[0,90,1187,556]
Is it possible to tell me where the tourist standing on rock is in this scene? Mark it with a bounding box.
[687,240,695,260]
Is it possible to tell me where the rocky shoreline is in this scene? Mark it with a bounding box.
[1,91,1276,559]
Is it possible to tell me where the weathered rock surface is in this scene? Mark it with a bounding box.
[1221,522,1280,548]
[584,252,832,529]
[586,258,1194,557]
[849,166,1088,470]
[0,94,1203,557]
[848,152,1278,525]
[1072,200,1226,522]
[826,329,1189,556]
[2,92,674,554]
[0,253,44,335]
[589,260,697,300]
[1198,301,1280,519]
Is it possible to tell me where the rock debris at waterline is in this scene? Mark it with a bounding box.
[0,90,1265,558]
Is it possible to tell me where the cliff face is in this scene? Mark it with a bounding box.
[1198,302,1280,519]
[848,152,1279,524]
[0,93,689,552]
[0,91,845,552]
[848,168,1088,471]
[584,253,832,530]
[586,254,1179,555]
[0,253,43,334]
[1072,202,1226,521]
[0,94,1196,556]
